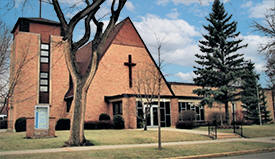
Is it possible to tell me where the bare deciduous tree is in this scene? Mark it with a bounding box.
[0,20,12,114]
[0,23,35,122]
[51,0,127,146]
[135,64,160,131]
[253,8,275,86]
[7,0,127,146]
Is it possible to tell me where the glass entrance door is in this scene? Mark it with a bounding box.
[152,107,158,126]
[146,105,158,127]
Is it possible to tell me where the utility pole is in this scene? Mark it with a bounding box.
[39,0,42,18]
[232,102,236,133]
[256,86,262,126]
[157,43,161,150]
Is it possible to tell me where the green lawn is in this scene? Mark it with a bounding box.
[2,142,275,159]
[0,129,209,151]
[242,124,275,138]
[194,124,275,137]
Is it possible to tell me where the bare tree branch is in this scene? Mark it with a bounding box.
[253,8,275,86]
[52,0,69,34]
[72,6,99,51]
[6,0,128,146]
[97,0,127,58]
[85,0,90,6]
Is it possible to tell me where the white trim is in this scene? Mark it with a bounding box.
[136,98,170,102]
[178,99,200,103]
[37,36,41,104]
[144,104,159,127]
[34,104,50,130]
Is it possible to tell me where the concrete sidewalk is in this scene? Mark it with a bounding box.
[1,136,275,156]
[150,127,241,138]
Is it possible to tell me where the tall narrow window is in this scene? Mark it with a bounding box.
[39,43,50,103]
[113,101,122,115]
[178,102,205,121]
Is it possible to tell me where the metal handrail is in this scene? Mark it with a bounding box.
[233,122,244,137]
[208,124,217,140]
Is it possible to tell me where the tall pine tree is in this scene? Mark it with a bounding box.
[240,62,260,124]
[259,88,272,124]
[193,0,247,124]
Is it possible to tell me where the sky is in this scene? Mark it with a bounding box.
[0,0,274,87]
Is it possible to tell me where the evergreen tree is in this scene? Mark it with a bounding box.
[240,62,260,124]
[259,88,272,124]
[193,0,247,124]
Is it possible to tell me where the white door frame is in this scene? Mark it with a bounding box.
[144,104,158,127]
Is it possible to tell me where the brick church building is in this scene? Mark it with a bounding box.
[7,17,274,135]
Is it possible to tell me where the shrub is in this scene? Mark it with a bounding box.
[0,120,7,129]
[208,111,225,125]
[176,121,197,129]
[55,118,70,130]
[84,121,114,129]
[113,115,124,129]
[99,113,111,121]
[241,119,254,125]
[15,117,26,132]
[179,110,196,121]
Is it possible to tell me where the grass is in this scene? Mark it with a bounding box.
[242,124,275,138]
[1,142,275,159]
[0,129,209,151]
[194,124,275,137]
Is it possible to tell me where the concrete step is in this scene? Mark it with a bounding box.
[217,133,241,139]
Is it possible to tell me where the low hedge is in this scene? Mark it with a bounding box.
[179,110,196,121]
[84,120,114,129]
[15,117,26,132]
[0,120,7,129]
[99,113,111,121]
[113,115,124,129]
[176,121,197,129]
[55,118,70,130]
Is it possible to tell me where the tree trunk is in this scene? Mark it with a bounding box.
[63,42,98,146]
[225,102,230,125]
[67,80,87,146]
[219,105,223,126]
[144,109,147,131]
[143,119,147,131]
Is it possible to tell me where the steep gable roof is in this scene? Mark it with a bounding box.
[65,17,175,99]
[120,18,175,96]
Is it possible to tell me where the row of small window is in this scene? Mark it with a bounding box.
[40,72,49,92]
[178,102,203,112]
[178,102,205,121]
[40,43,50,93]
[40,44,49,63]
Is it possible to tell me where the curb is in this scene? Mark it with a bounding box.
[164,147,275,159]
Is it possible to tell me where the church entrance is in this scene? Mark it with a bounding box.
[146,105,158,127]
[136,101,171,128]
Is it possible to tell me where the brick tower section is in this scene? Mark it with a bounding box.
[9,18,68,137]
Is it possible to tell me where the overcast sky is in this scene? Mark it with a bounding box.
[0,0,274,87]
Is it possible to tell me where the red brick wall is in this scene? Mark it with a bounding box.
[26,117,56,138]
[170,98,178,127]
[9,32,40,129]
[29,23,61,43]
[264,90,275,121]
[9,32,69,131]
[49,36,70,121]
[84,21,173,123]
[122,97,137,129]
